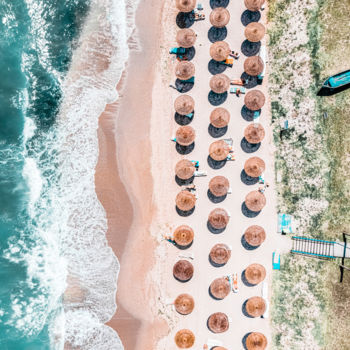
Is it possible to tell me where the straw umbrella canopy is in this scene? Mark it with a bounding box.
[244,56,264,76]
[244,123,265,144]
[176,28,196,48]
[176,125,196,146]
[176,0,196,12]
[246,297,266,317]
[246,332,268,350]
[175,159,195,180]
[209,243,231,265]
[176,191,196,211]
[208,208,229,229]
[244,90,266,111]
[175,329,195,348]
[209,176,230,197]
[245,263,266,285]
[209,140,230,161]
[174,225,194,246]
[210,277,231,299]
[244,225,266,246]
[245,191,266,212]
[174,293,195,315]
[173,260,194,282]
[210,7,230,28]
[245,22,266,42]
[174,95,195,115]
[210,74,230,93]
[208,312,229,333]
[210,107,230,128]
[244,157,265,177]
[244,0,263,11]
[210,41,231,62]
[175,61,195,80]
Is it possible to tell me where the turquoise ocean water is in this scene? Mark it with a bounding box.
[0,0,139,349]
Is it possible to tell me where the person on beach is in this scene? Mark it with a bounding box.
[227,153,235,161]
[235,88,242,97]
[163,235,176,245]
[258,183,270,193]
[203,345,208,350]
[229,51,240,59]
[191,160,199,170]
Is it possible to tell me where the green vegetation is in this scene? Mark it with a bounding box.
[268,0,350,349]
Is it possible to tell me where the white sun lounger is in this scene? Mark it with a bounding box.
[194,170,207,177]
[178,252,194,260]
[227,187,232,194]
[223,138,233,147]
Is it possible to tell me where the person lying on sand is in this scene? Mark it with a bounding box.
[182,184,196,192]
[191,160,199,170]
[163,235,176,245]
[258,183,270,193]
[229,51,240,59]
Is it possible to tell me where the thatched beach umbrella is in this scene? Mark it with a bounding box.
[245,22,266,42]
[173,260,194,282]
[210,74,230,93]
[244,123,265,144]
[174,225,194,246]
[208,208,229,229]
[244,56,264,76]
[246,297,266,317]
[176,125,196,146]
[244,157,265,177]
[245,191,266,212]
[175,159,195,180]
[244,225,266,246]
[244,0,263,11]
[176,190,196,211]
[208,312,229,333]
[245,263,266,285]
[210,243,231,265]
[174,95,195,115]
[210,107,230,128]
[244,90,266,111]
[210,41,231,62]
[175,329,195,348]
[209,140,230,161]
[210,7,230,28]
[174,293,195,315]
[210,277,231,299]
[209,176,230,197]
[175,61,195,81]
[176,0,196,12]
[246,332,268,350]
[176,28,196,48]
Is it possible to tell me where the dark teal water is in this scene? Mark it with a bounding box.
[0,1,90,349]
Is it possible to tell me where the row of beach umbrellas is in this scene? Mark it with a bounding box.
[172,0,268,349]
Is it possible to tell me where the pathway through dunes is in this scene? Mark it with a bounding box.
[154,0,282,348]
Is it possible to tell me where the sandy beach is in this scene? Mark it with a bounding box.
[95,0,288,348]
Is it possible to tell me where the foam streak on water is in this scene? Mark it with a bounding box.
[48,0,140,348]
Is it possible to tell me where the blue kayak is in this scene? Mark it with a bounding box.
[322,69,350,89]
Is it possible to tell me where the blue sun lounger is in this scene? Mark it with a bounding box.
[169,47,186,55]
[277,214,293,234]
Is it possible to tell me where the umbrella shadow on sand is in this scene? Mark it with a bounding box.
[185,46,196,60]
[209,254,227,268]
[208,124,228,138]
[176,205,195,217]
[208,286,224,300]
[176,142,195,155]
[210,0,229,8]
[175,112,194,126]
[175,79,194,93]
[241,234,260,251]
[207,189,227,203]
[241,138,261,153]
[176,12,195,28]
[208,26,228,43]
[241,40,261,57]
[241,270,256,287]
[240,169,259,185]
[242,333,252,350]
[207,221,226,234]
[207,155,227,170]
[241,10,261,26]
[208,91,228,106]
[208,59,227,75]
[241,202,260,218]
[242,300,255,318]
[241,105,260,121]
[175,175,194,186]
[240,72,258,89]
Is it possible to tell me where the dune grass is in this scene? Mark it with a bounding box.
[268,0,350,348]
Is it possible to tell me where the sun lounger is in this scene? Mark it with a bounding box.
[230,79,245,86]
[218,58,233,67]
[169,47,186,55]
[226,153,235,161]
[197,3,203,10]
[253,110,261,122]
[223,138,233,146]
[207,339,223,348]
[262,300,269,319]
[227,187,232,194]
[179,252,194,260]
[185,112,194,119]
[164,298,174,305]
[261,281,268,299]
[194,170,207,177]
[180,76,195,83]
[193,12,205,21]
[230,87,246,94]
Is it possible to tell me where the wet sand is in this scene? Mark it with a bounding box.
[94,0,168,348]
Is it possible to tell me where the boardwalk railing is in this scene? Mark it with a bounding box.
[291,236,336,259]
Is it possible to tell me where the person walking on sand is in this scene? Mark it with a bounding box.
[203,345,208,350]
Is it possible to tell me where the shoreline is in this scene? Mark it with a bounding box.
[94,0,168,347]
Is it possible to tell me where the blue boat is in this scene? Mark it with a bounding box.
[322,69,350,90]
